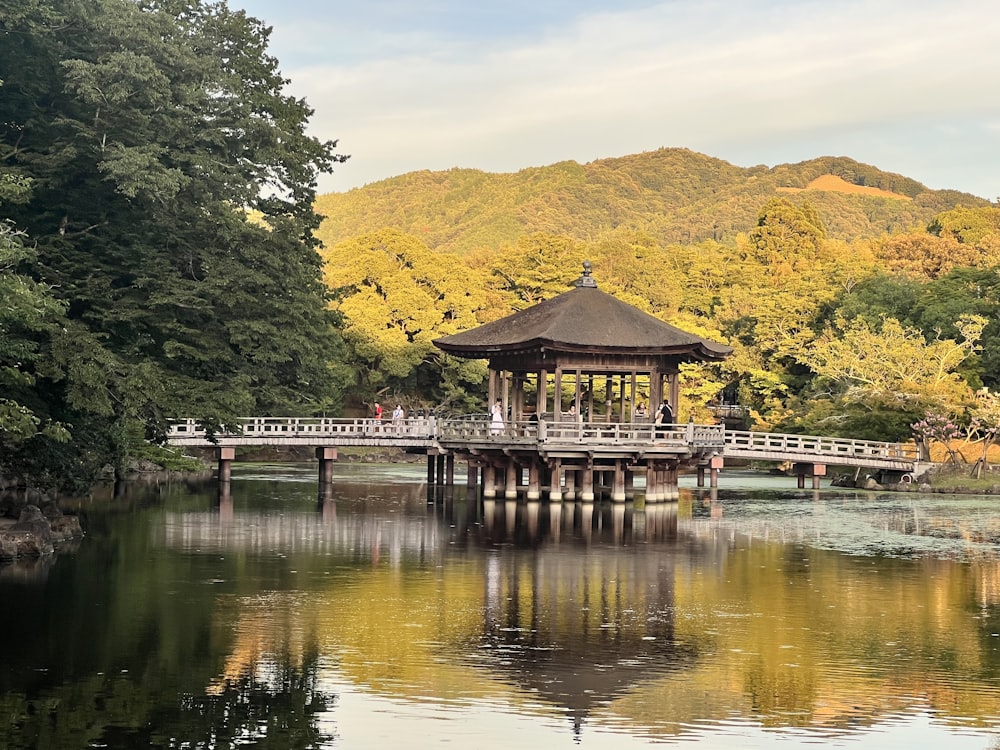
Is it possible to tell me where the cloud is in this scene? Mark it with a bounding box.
[262,0,1000,197]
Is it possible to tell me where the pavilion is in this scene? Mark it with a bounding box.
[432,262,733,502]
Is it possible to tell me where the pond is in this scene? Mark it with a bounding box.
[3,464,1000,749]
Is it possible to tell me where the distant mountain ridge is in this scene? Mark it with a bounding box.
[314,148,987,253]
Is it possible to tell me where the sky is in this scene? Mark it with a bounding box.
[231,0,1000,200]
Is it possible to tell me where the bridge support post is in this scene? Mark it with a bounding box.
[645,462,659,503]
[611,460,626,502]
[527,460,541,500]
[696,465,706,487]
[218,447,235,483]
[505,460,519,500]
[483,465,497,499]
[466,461,478,489]
[580,465,595,502]
[436,454,446,485]
[792,462,826,490]
[446,455,455,486]
[812,463,826,489]
[316,447,337,485]
[709,455,723,488]
[548,459,562,502]
[564,467,577,500]
[427,454,436,485]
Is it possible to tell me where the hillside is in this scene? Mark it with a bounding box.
[314,149,988,253]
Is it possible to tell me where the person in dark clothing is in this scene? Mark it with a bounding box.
[654,400,673,438]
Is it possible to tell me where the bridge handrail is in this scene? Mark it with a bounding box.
[437,418,726,448]
[166,416,438,440]
[724,430,917,460]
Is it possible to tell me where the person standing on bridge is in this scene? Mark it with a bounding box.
[374,402,383,433]
[392,404,404,434]
[490,399,504,435]
[654,399,673,438]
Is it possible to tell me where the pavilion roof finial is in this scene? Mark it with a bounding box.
[573,260,597,288]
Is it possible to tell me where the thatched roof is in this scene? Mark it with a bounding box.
[434,264,731,362]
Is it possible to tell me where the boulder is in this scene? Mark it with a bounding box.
[0,528,53,556]
[0,534,17,561]
[12,505,54,545]
[49,515,83,540]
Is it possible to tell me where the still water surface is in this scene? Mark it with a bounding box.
[4,464,1000,749]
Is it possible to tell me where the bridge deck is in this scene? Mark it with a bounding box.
[166,418,920,473]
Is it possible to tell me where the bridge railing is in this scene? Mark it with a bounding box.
[724,430,917,460]
[166,417,438,441]
[437,418,726,448]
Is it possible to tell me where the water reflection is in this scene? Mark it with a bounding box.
[7,467,1000,749]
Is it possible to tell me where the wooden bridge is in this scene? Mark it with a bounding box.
[167,417,924,498]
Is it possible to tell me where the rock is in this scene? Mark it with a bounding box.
[863,477,884,490]
[0,534,17,561]
[49,515,83,540]
[0,528,53,556]
[12,505,54,545]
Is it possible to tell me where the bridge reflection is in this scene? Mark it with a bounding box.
[173,486,696,559]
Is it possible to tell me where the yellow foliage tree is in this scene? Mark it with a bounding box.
[321,229,489,396]
[801,314,986,413]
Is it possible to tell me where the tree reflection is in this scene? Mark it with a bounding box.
[0,651,334,750]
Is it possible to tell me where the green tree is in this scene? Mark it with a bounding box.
[1,0,347,485]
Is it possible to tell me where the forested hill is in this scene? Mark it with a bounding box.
[314,149,986,253]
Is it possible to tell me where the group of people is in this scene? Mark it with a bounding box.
[374,397,674,436]
[372,401,406,433]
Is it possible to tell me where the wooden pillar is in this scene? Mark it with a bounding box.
[538,368,548,418]
[630,372,638,421]
[446,455,455,486]
[501,370,510,426]
[813,464,826,489]
[218,446,235,483]
[624,466,635,500]
[554,368,563,421]
[427,454,436,485]
[505,460,518,500]
[483,465,497,499]
[548,459,562,502]
[586,374,594,420]
[710,455,723,488]
[605,374,612,422]
[650,367,663,412]
[527,460,541,500]
[697,465,706,487]
[611,460,626,503]
[316,447,337,485]
[797,473,806,489]
[669,373,680,420]
[466,461,478,488]
[513,374,525,423]
[564,466,577,499]
[436,454,445,485]
[619,374,627,422]
[645,462,659,503]
[488,368,498,407]
[580,464,595,502]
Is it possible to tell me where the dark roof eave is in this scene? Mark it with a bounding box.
[436,337,732,361]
